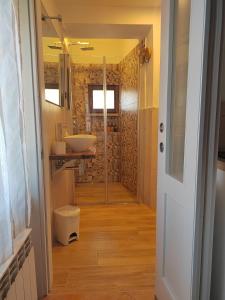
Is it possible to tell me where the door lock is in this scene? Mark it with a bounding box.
[160,142,164,153]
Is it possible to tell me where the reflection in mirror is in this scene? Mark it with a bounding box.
[42,37,62,106]
[41,4,63,106]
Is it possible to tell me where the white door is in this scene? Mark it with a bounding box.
[156,0,208,299]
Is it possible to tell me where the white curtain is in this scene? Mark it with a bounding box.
[0,91,13,264]
[0,0,30,265]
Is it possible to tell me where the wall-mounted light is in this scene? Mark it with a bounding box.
[139,40,151,65]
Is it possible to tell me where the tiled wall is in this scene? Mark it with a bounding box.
[71,46,140,193]
[45,43,156,203]
[44,62,59,85]
[72,64,121,183]
[119,45,140,194]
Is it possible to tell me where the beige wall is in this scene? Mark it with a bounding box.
[45,103,74,206]
[151,10,161,108]
[138,26,159,209]
[138,108,158,209]
[43,63,74,239]
[44,102,74,225]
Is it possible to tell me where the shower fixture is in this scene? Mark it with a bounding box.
[42,14,62,22]
[47,41,94,51]
[139,39,151,65]
[80,47,95,51]
[69,42,94,51]
[70,41,90,46]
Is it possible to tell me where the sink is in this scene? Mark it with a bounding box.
[64,134,97,152]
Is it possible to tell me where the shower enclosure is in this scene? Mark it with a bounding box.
[73,55,139,205]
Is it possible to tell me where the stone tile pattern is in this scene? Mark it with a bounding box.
[44,62,59,85]
[119,45,140,194]
[71,64,121,183]
[44,52,140,193]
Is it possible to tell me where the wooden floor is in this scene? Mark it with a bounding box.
[75,182,136,205]
[44,204,156,300]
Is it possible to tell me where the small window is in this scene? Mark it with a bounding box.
[88,85,119,113]
[45,83,60,106]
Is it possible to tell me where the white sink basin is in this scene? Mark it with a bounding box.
[64,134,97,152]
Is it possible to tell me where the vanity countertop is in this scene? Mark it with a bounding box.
[49,151,95,160]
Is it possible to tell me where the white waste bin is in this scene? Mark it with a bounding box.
[54,205,80,245]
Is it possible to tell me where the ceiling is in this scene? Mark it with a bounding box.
[41,0,159,64]
[41,0,160,39]
[50,0,160,8]
[43,37,139,64]
[57,24,151,39]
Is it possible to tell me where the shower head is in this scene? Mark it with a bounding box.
[80,47,95,51]
[47,40,94,51]
[70,41,90,46]
[69,42,94,51]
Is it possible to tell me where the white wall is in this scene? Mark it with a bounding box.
[36,1,76,291]
[19,0,48,297]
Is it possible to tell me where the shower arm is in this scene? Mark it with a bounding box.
[41,15,62,22]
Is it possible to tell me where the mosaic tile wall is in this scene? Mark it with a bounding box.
[71,64,121,183]
[119,45,140,194]
[44,52,140,193]
[44,62,59,85]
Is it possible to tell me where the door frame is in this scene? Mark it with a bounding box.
[29,0,224,298]
[32,0,54,290]
[197,0,225,298]
[19,0,50,297]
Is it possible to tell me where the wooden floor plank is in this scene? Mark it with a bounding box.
[75,183,136,205]
[44,204,156,300]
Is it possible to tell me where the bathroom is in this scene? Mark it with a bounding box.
[43,39,158,206]
[2,0,222,299]
[40,1,159,298]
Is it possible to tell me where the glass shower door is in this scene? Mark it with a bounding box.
[73,56,107,205]
[73,51,139,205]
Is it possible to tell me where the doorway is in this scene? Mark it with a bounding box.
[38,1,160,299]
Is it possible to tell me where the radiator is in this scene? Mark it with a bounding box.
[0,235,37,300]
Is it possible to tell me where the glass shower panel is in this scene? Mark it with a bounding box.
[106,57,138,204]
[73,56,107,205]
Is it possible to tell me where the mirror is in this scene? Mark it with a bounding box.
[41,4,64,107]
